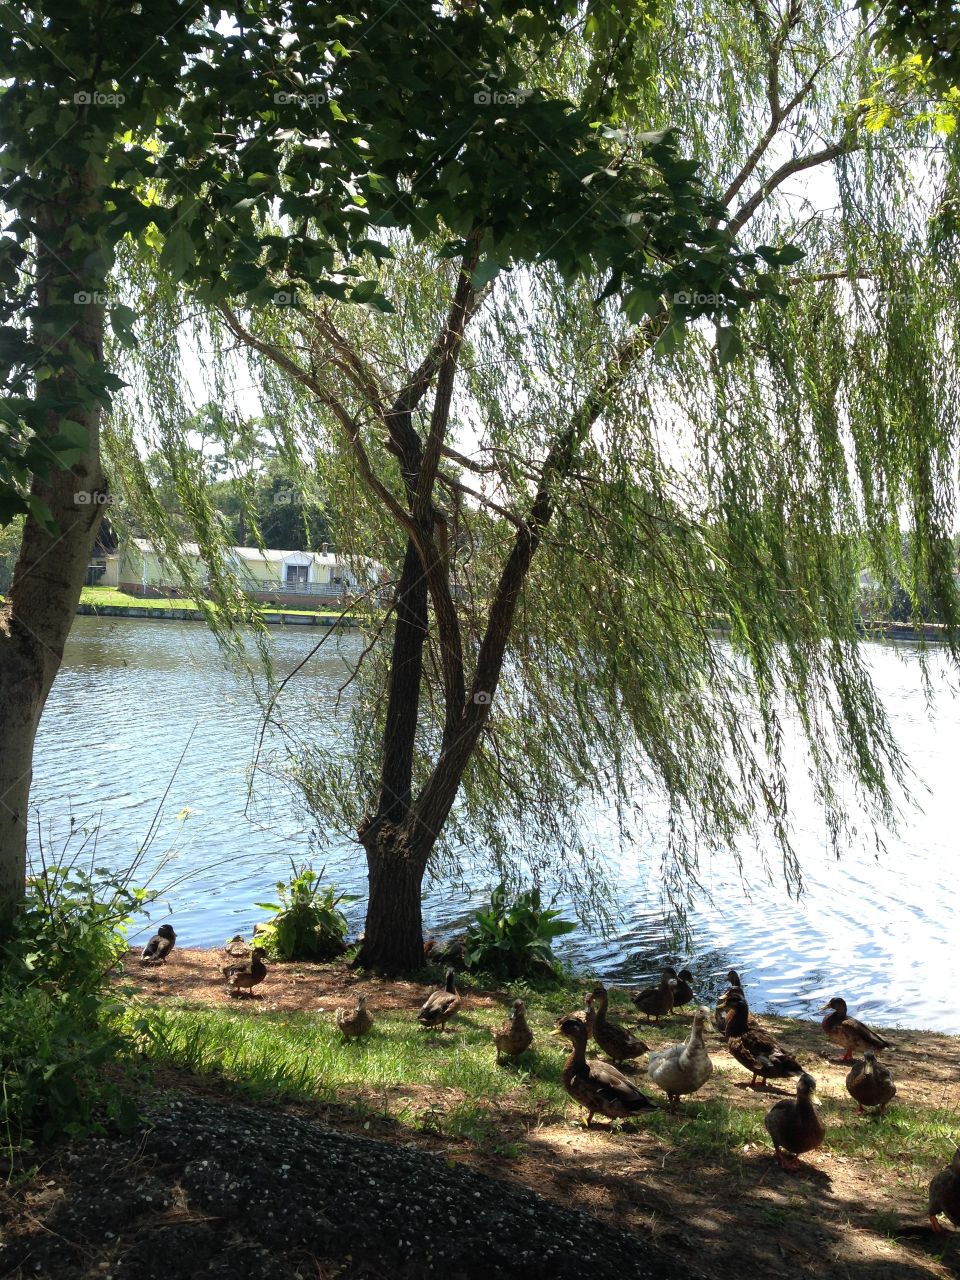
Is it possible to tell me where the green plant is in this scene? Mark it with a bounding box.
[0,862,147,1147]
[463,884,576,980]
[255,863,358,962]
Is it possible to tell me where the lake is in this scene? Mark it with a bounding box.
[28,615,960,1031]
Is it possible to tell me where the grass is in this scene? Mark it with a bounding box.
[79,585,349,620]
[122,974,959,1177]
[127,978,575,1148]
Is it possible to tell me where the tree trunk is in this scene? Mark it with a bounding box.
[354,827,427,972]
[0,195,105,928]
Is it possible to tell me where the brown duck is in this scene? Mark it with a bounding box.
[845,1051,896,1115]
[591,983,649,1064]
[551,1015,658,1127]
[140,923,176,965]
[223,947,267,997]
[713,968,744,1032]
[669,968,695,1008]
[417,968,461,1031]
[722,990,802,1088]
[630,972,677,1023]
[820,997,893,1062]
[492,999,534,1064]
[929,1147,960,1232]
[764,1072,825,1169]
[335,994,373,1041]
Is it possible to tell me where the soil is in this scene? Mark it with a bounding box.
[2,951,958,1279]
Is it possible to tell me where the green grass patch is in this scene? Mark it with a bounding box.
[124,978,960,1176]
[79,585,350,620]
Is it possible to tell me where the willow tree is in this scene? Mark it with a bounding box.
[113,0,960,971]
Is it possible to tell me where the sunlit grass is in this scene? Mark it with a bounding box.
[79,585,348,619]
[124,981,960,1174]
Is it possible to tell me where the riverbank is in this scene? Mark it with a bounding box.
[30,949,951,1279]
[77,585,359,626]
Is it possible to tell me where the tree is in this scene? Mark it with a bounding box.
[0,1,213,923]
[0,0,674,924]
[113,0,960,971]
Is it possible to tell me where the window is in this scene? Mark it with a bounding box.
[285,564,309,586]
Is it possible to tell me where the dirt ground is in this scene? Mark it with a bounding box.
[7,949,958,1280]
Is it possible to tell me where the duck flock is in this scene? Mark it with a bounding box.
[139,927,960,1236]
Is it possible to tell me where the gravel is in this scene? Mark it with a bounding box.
[0,1092,693,1279]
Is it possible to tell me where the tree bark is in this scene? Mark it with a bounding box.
[0,196,105,928]
[356,825,428,972]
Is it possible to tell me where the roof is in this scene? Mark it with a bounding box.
[132,539,340,565]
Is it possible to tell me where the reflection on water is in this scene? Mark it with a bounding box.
[29,616,960,1031]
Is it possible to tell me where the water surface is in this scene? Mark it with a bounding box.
[29,616,960,1031]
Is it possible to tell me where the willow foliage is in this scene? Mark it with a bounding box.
[112,0,960,925]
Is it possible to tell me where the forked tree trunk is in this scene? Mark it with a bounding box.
[0,196,105,930]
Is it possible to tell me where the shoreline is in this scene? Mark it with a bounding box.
[110,949,960,1279]
[76,601,359,627]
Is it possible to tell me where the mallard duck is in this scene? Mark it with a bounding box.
[417,967,461,1031]
[591,984,649,1064]
[551,1015,658,1127]
[222,946,267,997]
[845,1051,896,1115]
[223,934,249,958]
[491,999,533,1064]
[764,1072,825,1168]
[630,972,677,1023]
[713,968,744,1032]
[647,1006,714,1110]
[335,994,373,1041]
[670,968,695,1008]
[929,1147,960,1232]
[722,990,802,1088]
[140,923,176,965]
[820,997,893,1062]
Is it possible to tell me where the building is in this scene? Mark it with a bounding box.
[116,539,383,607]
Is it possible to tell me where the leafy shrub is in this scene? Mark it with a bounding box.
[0,865,146,1147]
[255,863,358,962]
[464,883,576,979]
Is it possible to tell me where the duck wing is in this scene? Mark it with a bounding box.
[583,1060,658,1112]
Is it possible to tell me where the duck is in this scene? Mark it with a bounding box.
[222,947,267,998]
[491,999,533,1064]
[551,1015,658,1127]
[722,990,802,1088]
[929,1147,960,1232]
[630,972,677,1023]
[335,994,373,1041]
[670,968,696,1008]
[820,997,894,1062]
[140,923,176,965]
[714,968,744,1032]
[417,967,461,1031]
[646,1006,714,1110]
[223,934,250,958]
[591,983,649,1064]
[763,1072,825,1168]
[845,1051,896,1115]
